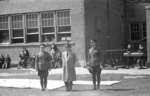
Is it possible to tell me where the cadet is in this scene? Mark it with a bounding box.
[87,40,102,90]
[35,44,51,91]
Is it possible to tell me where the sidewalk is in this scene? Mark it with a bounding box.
[5,67,150,75]
[46,67,150,75]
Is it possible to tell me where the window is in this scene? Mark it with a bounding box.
[129,22,146,41]
[57,10,71,32]
[26,13,39,43]
[41,12,55,42]
[0,9,71,45]
[11,15,24,43]
[0,16,9,44]
[56,10,71,41]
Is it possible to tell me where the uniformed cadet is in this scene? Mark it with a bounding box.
[35,44,51,91]
[87,39,102,90]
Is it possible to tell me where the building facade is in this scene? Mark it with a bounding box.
[0,0,150,67]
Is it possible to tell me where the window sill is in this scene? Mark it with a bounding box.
[0,41,74,47]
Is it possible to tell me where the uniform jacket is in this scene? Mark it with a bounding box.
[62,50,76,82]
[88,47,102,67]
[35,51,51,71]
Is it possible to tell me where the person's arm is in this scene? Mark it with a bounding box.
[72,52,76,68]
[87,51,91,67]
[99,50,104,69]
[61,52,65,68]
[47,53,52,70]
[35,56,39,71]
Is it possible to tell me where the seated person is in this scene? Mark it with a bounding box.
[138,44,144,53]
[2,54,11,69]
[18,51,25,69]
[126,44,132,53]
[0,54,5,68]
[137,44,146,69]
[125,44,133,68]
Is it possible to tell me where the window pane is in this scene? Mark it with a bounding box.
[0,30,9,44]
[42,34,55,42]
[0,16,8,22]
[42,27,55,33]
[57,10,71,26]
[12,39,24,43]
[130,23,141,41]
[58,26,71,32]
[11,15,23,29]
[27,34,39,43]
[0,16,8,30]
[142,23,146,38]
[41,12,54,27]
[26,13,38,28]
[57,33,71,41]
[12,29,24,37]
[27,28,38,34]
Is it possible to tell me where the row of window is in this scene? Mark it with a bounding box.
[0,10,71,44]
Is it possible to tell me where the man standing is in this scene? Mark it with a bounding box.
[35,44,51,91]
[62,42,76,91]
[87,39,102,90]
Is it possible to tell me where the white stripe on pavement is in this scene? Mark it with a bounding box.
[0,79,120,89]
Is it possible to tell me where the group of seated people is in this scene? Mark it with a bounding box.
[124,43,146,69]
[0,54,11,69]
[18,48,30,69]
[18,44,62,69]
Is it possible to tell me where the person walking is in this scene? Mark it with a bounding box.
[87,39,102,90]
[35,44,51,91]
[62,42,76,91]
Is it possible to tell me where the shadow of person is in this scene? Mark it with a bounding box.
[102,88,135,91]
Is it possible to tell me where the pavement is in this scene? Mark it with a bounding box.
[0,67,149,90]
[0,67,150,96]
[49,67,150,75]
[1,67,150,75]
[0,67,122,89]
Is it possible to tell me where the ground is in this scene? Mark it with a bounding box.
[0,68,150,96]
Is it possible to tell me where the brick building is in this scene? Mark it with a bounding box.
[0,0,149,67]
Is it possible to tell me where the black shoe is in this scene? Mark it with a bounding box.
[97,85,100,89]
[93,86,96,90]
[41,88,45,91]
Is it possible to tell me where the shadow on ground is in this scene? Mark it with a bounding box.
[102,88,135,91]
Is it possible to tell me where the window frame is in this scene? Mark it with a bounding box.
[11,15,24,43]
[129,22,146,42]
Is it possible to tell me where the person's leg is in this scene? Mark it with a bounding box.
[2,63,4,69]
[92,73,96,90]
[68,81,72,91]
[64,82,69,91]
[43,76,47,90]
[70,81,72,91]
[138,58,143,69]
[5,62,8,69]
[40,74,45,91]
[97,69,101,89]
